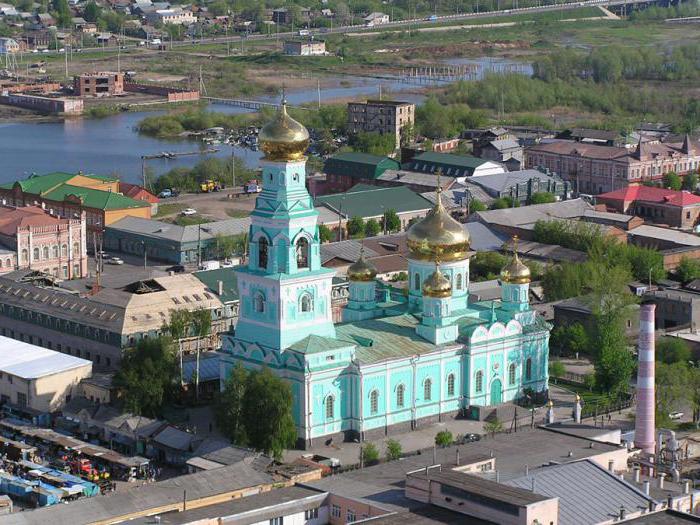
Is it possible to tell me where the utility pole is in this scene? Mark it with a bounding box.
[231,147,236,190]
[64,45,68,79]
[317,79,321,109]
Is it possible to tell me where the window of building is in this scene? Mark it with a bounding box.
[254,292,265,313]
[52,245,59,258]
[33,247,40,261]
[16,392,26,407]
[296,237,310,269]
[269,518,283,525]
[414,273,420,291]
[258,237,269,270]
[325,395,334,419]
[73,242,79,255]
[423,378,432,401]
[305,508,319,519]
[455,273,463,290]
[300,293,313,313]
[347,509,356,523]
[370,389,379,414]
[475,371,483,393]
[42,246,49,259]
[21,249,28,263]
[331,505,341,518]
[396,384,405,408]
[7,375,12,384]
[447,373,455,397]
[509,363,516,385]
[525,358,532,381]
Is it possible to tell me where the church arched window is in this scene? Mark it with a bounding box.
[253,292,265,313]
[21,249,28,263]
[370,389,379,414]
[33,247,40,261]
[423,378,432,401]
[300,293,313,313]
[296,237,310,269]
[525,358,533,381]
[42,246,49,259]
[52,245,59,258]
[447,373,455,397]
[325,395,334,419]
[475,371,483,393]
[509,363,516,385]
[73,242,79,255]
[61,244,68,257]
[396,384,405,408]
[455,273,463,290]
[414,273,420,291]
[258,237,269,270]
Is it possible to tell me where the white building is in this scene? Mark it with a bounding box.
[0,336,92,413]
[0,37,19,55]
[364,12,389,26]
[149,8,196,25]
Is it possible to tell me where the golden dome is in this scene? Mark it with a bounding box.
[422,264,452,298]
[407,179,470,262]
[259,99,310,162]
[500,236,531,284]
[348,247,377,282]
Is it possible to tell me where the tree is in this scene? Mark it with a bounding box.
[360,443,379,466]
[468,199,487,213]
[675,256,700,283]
[490,196,518,209]
[51,0,71,26]
[350,132,396,156]
[549,360,566,379]
[385,439,402,461]
[114,337,178,417]
[365,218,381,237]
[471,251,507,281]
[319,224,334,243]
[656,362,690,427]
[683,171,699,192]
[690,367,700,427]
[241,368,297,460]
[435,430,453,447]
[216,233,239,261]
[167,309,192,385]
[346,216,365,238]
[484,418,504,437]
[664,171,682,191]
[656,337,691,365]
[191,308,212,401]
[528,192,556,205]
[383,209,401,233]
[216,364,248,445]
[550,323,589,356]
[592,314,635,396]
[83,0,101,22]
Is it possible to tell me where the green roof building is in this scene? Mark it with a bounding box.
[323,152,400,193]
[403,151,505,179]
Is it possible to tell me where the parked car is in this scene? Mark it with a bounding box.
[456,433,481,444]
[158,189,173,198]
[669,412,684,421]
[107,257,124,265]
[166,264,186,273]
[181,208,197,216]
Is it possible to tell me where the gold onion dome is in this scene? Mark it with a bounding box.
[347,247,377,282]
[423,264,452,298]
[407,172,470,262]
[501,236,531,284]
[259,98,310,161]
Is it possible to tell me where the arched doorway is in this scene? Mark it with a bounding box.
[490,379,502,405]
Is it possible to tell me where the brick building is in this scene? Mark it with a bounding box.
[73,72,124,97]
[525,136,700,194]
[0,205,88,279]
[597,186,700,230]
[347,100,415,147]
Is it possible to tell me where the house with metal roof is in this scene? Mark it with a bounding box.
[323,152,401,193]
[459,169,570,205]
[403,151,505,180]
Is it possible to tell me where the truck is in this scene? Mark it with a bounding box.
[199,179,222,193]
[244,179,262,194]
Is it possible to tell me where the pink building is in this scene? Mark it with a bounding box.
[0,206,87,278]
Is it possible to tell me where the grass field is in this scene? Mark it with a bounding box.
[154,202,185,217]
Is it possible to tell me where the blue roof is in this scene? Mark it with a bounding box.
[182,354,220,383]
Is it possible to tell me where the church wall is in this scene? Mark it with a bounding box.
[408,258,470,311]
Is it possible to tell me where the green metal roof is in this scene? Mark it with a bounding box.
[193,267,239,303]
[315,184,432,218]
[408,152,488,169]
[42,184,149,210]
[289,334,352,354]
[0,172,118,194]
[323,152,400,180]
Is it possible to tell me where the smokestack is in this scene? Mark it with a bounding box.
[635,301,656,454]
[643,480,650,495]
[659,473,666,490]
[634,466,641,483]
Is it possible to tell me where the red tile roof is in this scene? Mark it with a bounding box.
[0,206,69,236]
[598,186,700,207]
[118,182,159,203]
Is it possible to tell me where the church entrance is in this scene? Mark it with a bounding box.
[490,379,502,405]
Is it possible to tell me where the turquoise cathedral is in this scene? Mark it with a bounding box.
[220,103,551,447]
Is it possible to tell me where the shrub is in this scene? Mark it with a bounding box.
[360,443,379,466]
[435,430,453,448]
[385,439,402,461]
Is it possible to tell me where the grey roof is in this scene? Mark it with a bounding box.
[486,138,521,151]
[0,336,92,378]
[504,460,655,525]
[321,239,380,264]
[464,222,508,252]
[182,353,220,383]
[645,288,700,302]
[421,182,492,208]
[153,425,198,451]
[107,216,250,244]
[624,510,700,523]
[466,169,560,195]
[377,170,451,189]
[190,438,273,472]
[361,507,491,525]
[472,198,593,228]
[628,225,700,247]
[0,461,274,525]
[512,239,587,263]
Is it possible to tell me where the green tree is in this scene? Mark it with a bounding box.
[664,171,682,191]
[318,224,334,243]
[528,192,556,205]
[241,368,297,460]
[592,314,635,396]
[350,132,396,156]
[549,360,566,379]
[51,0,71,26]
[114,337,178,417]
[383,209,401,233]
[656,337,691,365]
[216,364,248,445]
[550,323,589,356]
[167,309,192,385]
[484,418,504,437]
[471,252,507,281]
[385,439,402,461]
[435,430,453,447]
[216,233,239,260]
[346,216,365,238]
[468,199,487,213]
[360,443,379,466]
[83,0,101,22]
[191,308,212,401]
[675,257,700,283]
[690,368,700,427]
[365,218,381,237]
[683,171,699,192]
[656,362,690,427]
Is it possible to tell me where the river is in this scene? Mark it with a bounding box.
[0,57,530,186]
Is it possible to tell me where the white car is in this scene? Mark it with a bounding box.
[181,208,197,216]
[669,411,684,421]
[107,257,124,265]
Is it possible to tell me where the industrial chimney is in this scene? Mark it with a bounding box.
[634,301,656,455]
